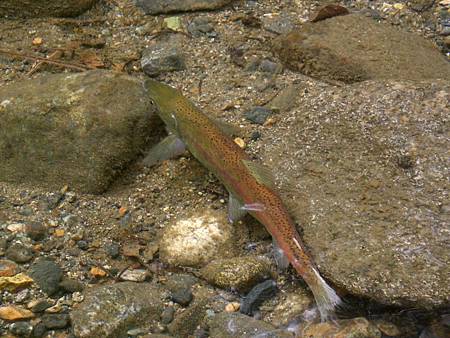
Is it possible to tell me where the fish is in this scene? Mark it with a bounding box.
[143,79,341,321]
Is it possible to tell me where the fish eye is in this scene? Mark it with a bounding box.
[149,99,155,105]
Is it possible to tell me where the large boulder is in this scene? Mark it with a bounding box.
[260,80,449,308]
[0,0,97,18]
[272,14,450,83]
[0,70,159,194]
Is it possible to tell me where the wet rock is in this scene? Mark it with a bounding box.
[160,209,237,268]
[258,59,282,74]
[119,269,149,282]
[160,306,175,325]
[0,305,34,320]
[28,258,63,296]
[310,4,350,23]
[0,0,98,18]
[106,242,120,258]
[0,273,34,292]
[77,240,89,250]
[29,299,53,313]
[59,277,84,293]
[267,83,302,113]
[200,256,272,292]
[188,17,215,37]
[164,273,199,293]
[208,312,290,338]
[71,282,165,338]
[268,290,313,327]
[136,0,234,15]
[41,313,70,329]
[262,13,296,35]
[25,221,47,241]
[299,317,381,338]
[272,14,450,83]
[171,288,193,306]
[5,243,34,263]
[259,80,449,307]
[240,279,277,315]
[31,322,47,338]
[244,106,274,125]
[0,70,158,194]
[0,259,18,277]
[9,321,33,336]
[141,36,186,77]
[168,298,210,337]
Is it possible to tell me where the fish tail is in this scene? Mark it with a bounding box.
[308,267,342,322]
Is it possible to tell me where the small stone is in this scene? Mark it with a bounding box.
[171,288,193,306]
[72,292,84,303]
[6,243,34,263]
[119,269,149,282]
[164,16,183,31]
[28,299,53,313]
[225,302,240,312]
[0,259,19,277]
[6,222,26,233]
[14,288,30,302]
[250,131,261,141]
[234,137,245,148]
[46,193,64,210]
[106,242,120,258]
[9,321,33,336]
[0,273,34,292]
[90,266,107,277]
[32,37,43,45]
[258,59,282,74]
[374,320,401,336]
[141,36,186,77]
[32,322,47,338]
[0,306,34,321]
[25,221,47,241]
[77,240,89,250]
[59,277,84,293]
[240,280,277,315]
[262,14,295,35]
[188,17,215,37]
[161,306,175,324]
[63,214,81,228]
[311,4,350,22]
[41,313,70,329]
[54,229,65,237]
[28,258,63,296]
[244,106,274,125]
[208,312,278,337]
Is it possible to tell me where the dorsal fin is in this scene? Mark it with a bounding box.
[242,160,276,189]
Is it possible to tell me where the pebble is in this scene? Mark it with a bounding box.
[119,269,149,282]
[54,229,65,237]
[262,14,295,35]
[77,240,89,250]
[250,131,261,141]
[188,17,215,37]
[161,306,175,325]
[141,36,186,77]
[5,243,34,263]
[233,137,245,148]
[225,302,240,312]
[25,221,47,241]
[41,313,70,329]
[28,258,63,296]
[258,59,282,74]
[244,106,274,125]
[59,277,84,293]
[105,242,120,258]
[90,266,107,277]
[240,279,277,315]
[28,299,53,313]
[171,288,193,306]
[9,321,33,336]
[6,222,26,233]
[0,259,19,277]
[31,322,47,338]
[0,305,34,320]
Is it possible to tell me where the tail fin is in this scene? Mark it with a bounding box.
[309,268,342,322]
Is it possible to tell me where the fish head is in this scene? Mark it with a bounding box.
[144,79,185,132]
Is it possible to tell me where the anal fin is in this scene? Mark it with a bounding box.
[142,134,186,167]
[273,238,290,271]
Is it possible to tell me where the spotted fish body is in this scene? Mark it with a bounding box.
[144,79,341,321]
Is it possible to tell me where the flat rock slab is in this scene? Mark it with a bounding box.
[0,70,158,194]
[260,80,449,308]
[0,0,97,18]
[272,14,450,83]
[71,282,165,338]
[135,0,234,15]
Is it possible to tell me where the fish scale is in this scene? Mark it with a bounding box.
[143,79,341,321]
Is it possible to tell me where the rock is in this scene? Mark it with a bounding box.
[272,14,450,83]
[77,240,89,250]
[31,322,47,338]
[59,277,84,293]
[262,13,296,35]
[299,317,381,338]
[244,106,274,125]
[208,312,291,338]
[28,299,53,313]
[28,258,63,296]
[0,305,34,321]
[310,4,350,23]
[0,238,7,255]
[0,259,19,277]
[119,269,149,282]
[168,298,210,337]
[25,221,47,241]
[171,288,193,306]
[0,70,158,194]
[105,242,120,258]
[71,282,165,338]
[259,80,449,307]
[160,209,237,268]
[240,279,277,315]
[164,273,199,293]
[258,59,282,74]
[5,243,34,263]
[0,273,34,292]
[200,256,272,292]
[0,0,97,18]
[267,83,302,113]
[268,290,313,327]
[41,313,70,329]
[9,321,33,336]
[141,35,186,77]
[188,17,216,37]
[160,306,175,325]
[135,0,234,15]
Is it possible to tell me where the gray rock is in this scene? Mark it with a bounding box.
[41,314,70,329]
[9,321,33,337]
[168,298,210,337]
[188,17,215,37]
[171,288,193,306]
[135,0,234,15]
[0,70,158,194]
[141,36,186,77]
[244,106,274,125]
[262,14,295,35]
[200,256,272,292]
[164,273,199,294]
[71,282,165,338]
[106,242,120,258]
[208,312,291,338]
[259,80,449,308]
[25,221,47,241]
[267,83,302,113]
[258,59,282,74]
[30,299,53,313]
[59,277,84,293]
[31,322,47,338]
[160,306,175,325]
[272,14,450,83]
[28,258,63,296]
[5,243,34,263]
[0,0,98,18]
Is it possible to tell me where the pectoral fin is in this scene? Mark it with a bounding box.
[242,160,275,189]
[273,238,290,271]
[228,193,247,224]
[142,134,186,167]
